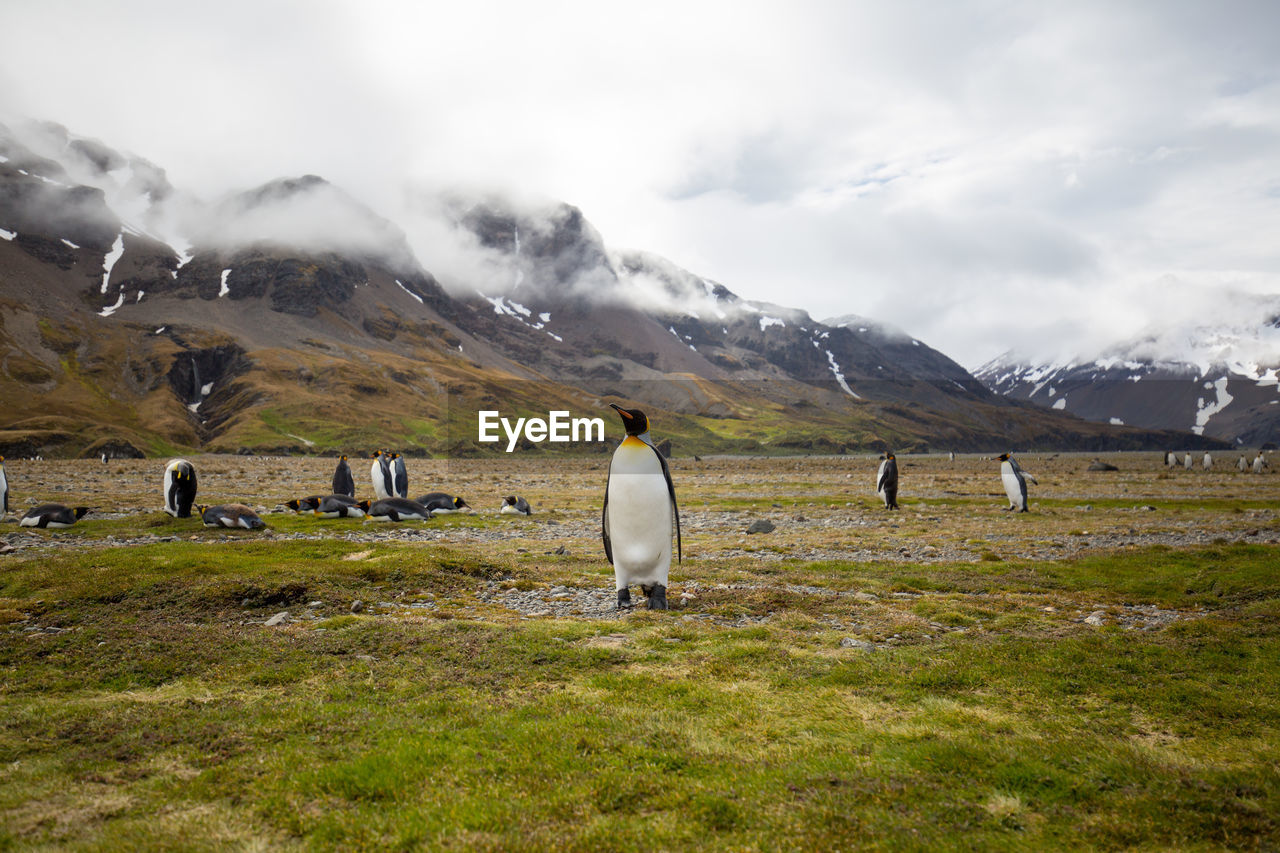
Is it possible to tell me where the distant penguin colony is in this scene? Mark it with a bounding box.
[501,495,532,515]
[333,455,356,498]
[198,503,266,529]
[163,459,198,518]
[21,504,89,528]
[876,452,899,510]
[417,492,470,513]
[997,452,1036,512]
[603,403,680,610]
[0,455,8,520]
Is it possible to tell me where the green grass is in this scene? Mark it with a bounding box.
[1,543,1277,849]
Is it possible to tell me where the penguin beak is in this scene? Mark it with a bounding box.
[610,403,633,420]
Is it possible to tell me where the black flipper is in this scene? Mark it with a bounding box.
[653,447,681,563]
[602,468,613,564]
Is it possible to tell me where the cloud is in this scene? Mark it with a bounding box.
[2,0,1280,369]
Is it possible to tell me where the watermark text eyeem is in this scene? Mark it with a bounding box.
[477,410,606,452]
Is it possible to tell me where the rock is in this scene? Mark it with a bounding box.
[840,638,877,651]
[1084,610,1108,627]
[265,611,290,626]
[307,600,323,608]
[350,600,365,613]
[746,519,776,535]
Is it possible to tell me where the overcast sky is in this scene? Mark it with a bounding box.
[3,0,1279,368]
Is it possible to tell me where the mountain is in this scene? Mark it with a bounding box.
[0,118,1222,458]
[975,305,1280,447]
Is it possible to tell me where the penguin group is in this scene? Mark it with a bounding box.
[282,454,494,523]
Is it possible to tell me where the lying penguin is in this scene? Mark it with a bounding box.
[197,503,266,530]
[20,503,89,529]
[500,495,532,515]
[360,497,433,522]
[416,492,471,514]
[313,494,367,518]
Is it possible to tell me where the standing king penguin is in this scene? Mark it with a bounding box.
[370,451,392,500]
[0,455,8,520]
[163,459,198,518]
[603,403,680,610]
[876,452,899,509]
[996,452,1036,512]
[391,453,409,499]
[333,455,356,498]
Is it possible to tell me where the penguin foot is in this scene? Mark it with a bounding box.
[643,584,668,611]
[616,588,633,609]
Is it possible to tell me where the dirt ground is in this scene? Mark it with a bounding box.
[3,451,1277,565]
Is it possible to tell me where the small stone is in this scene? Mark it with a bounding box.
[1084,610,1107,627]
[746,519,776,535]
[840,638,877,651]
[265,611,290,627]
[350,600,365,613]
[307,600,323,608]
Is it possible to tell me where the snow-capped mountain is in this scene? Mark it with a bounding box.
[0,118,1221,456]
[976,306,1280,445]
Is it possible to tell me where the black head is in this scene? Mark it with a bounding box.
[340,454,348,462]
[885,451,895,460]
[504,496,517,505]
[454,497,470,509]
[997,452,1011,462]
[610,403,650,436]
[73,507,89,520]
[371,450,381,459]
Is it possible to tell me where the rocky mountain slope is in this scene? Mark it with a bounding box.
[976,307,1280,447]
[0,118,1221,457]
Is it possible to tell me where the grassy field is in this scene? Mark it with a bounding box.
[1,453,1278,850]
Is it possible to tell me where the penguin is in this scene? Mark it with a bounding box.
[197,503,266,530]
[1238,455,1249,472]
[1202,452,1213,470]
[416,492,471,513]
[360,497,433,522]
[313,494,367,518]
[0,455,8,520]
[996,452,1036,512]
[500,495,533,515]
[876,452,899,510]
[332,455,356,498]
[948,451,955,462]
[391,453,409,499]
[1166,451,1178,467]
[285,495,326,513]
[1184,452,1193,470]
[1254,453,1267,474]
[163,459,198,518]
[603,403,680,610]
[370,451,392,500]
[20,503,89,528]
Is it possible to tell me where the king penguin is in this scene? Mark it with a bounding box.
[1238,455,1249,472]
[1184,452,1193,470]
[197,503,266,530]
[500,495,532,515]
[0,455,8,520]
[417,492,470,513]
[333,455,356,498]
[20,504,89,528]
[163,459,198,518]
[1203,451,1213,470]
[370,451,392,500]
[876,452,899,509]
[603,403,680,610]
[391,453,409,499]
[1254,452,1267,474]
[996,452,1036,512]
